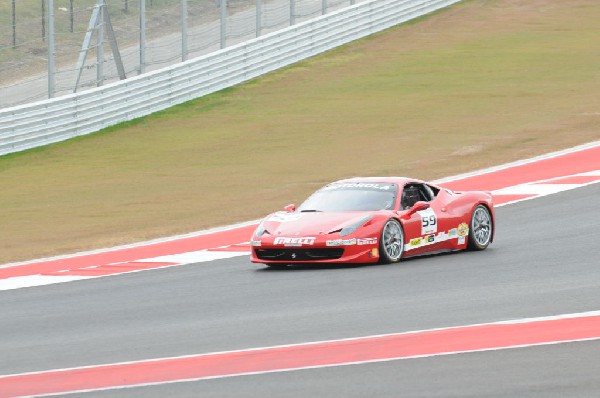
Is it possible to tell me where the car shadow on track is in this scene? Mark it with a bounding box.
[254,249,484,272]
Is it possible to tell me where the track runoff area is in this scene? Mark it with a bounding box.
[0,141,599,396]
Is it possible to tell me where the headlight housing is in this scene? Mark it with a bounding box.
[254,220,269,238]
[339,215,373,237]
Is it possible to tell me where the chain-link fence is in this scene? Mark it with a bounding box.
[0,0,361,109]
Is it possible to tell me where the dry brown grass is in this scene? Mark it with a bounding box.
[1,0,599,264]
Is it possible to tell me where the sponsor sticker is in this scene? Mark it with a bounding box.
[250,240,262,247]
[326,238,357,246]
[357,237,378,246]
[274,237,316,247]
[405,225,471,252]
[410,237,422,247]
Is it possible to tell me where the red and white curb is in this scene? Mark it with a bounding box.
[1,310,599,397]
[492,170,600,206]
[1,141,599,292]
[0,246,251,291]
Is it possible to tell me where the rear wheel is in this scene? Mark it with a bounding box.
[379,219,404,263]
[468,205,493,250]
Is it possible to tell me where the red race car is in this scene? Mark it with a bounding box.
[250,177,495,267]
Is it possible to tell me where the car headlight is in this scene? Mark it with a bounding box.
[254,220,269,238]
[339,215,373,237]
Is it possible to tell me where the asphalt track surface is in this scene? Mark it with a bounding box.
[1,183,599,397]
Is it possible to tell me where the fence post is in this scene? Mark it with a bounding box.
[97,0,104,86]
[42,0,46,40]
[181,0,188,61]
[290,0,295,26]
[139,0,146,74]
[12,0,16,48]
[70,0,74,32]
[322,0,327,15]
[48,0,55,98]
[220,0,227,49]
[256,0,262,38]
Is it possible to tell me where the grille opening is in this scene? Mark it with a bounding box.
[255,248,344,261]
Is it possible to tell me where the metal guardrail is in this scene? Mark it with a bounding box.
[0,0,461,156]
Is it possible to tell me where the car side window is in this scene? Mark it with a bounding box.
[401,183,436,209]
[401,184,423,209]
[424,184,439,199]
[416,184,432,202]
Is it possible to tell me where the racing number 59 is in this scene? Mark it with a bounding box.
[422,214,437,228]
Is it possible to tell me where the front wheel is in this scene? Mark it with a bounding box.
[468,205,493,250]
[379,219,404,263]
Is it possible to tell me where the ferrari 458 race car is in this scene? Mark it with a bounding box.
[250,177,494,267]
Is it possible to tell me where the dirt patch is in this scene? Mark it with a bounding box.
[1,0,599,264]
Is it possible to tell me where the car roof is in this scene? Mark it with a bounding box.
[332,176,425,186]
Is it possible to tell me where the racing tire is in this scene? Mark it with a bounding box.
[467,205,493,251]
[379,219,404,263]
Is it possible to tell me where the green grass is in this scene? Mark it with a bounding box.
[1,0,599,263]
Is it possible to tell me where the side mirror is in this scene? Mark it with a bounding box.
[284,204,296,213]
[400,201,430,219]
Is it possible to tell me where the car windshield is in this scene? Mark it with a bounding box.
[297,183,398,212]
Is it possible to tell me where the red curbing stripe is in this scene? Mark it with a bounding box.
[0,226,256,280]
[207,244,252,252]
[492,194,537,205]
[1,313,599,397]
[41,262,180,277]
[440,145,600,192]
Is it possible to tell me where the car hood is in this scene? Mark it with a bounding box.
[262,211,376,236]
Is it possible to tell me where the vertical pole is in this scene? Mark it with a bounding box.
[290,0,295,26]
[48,0,55,98]
[220,0,226,49]
[256,0,262,38]
[351,0,355,5]
[97,0,104,87]
[139,0,146,74]
[70,0,74,32]
[12,0,16,49]
[42,0,46,40]
[322,0,327,15]
[124,0,128,12]
[181,0,188,61]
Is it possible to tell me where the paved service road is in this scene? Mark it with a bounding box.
[1,183,599,396]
